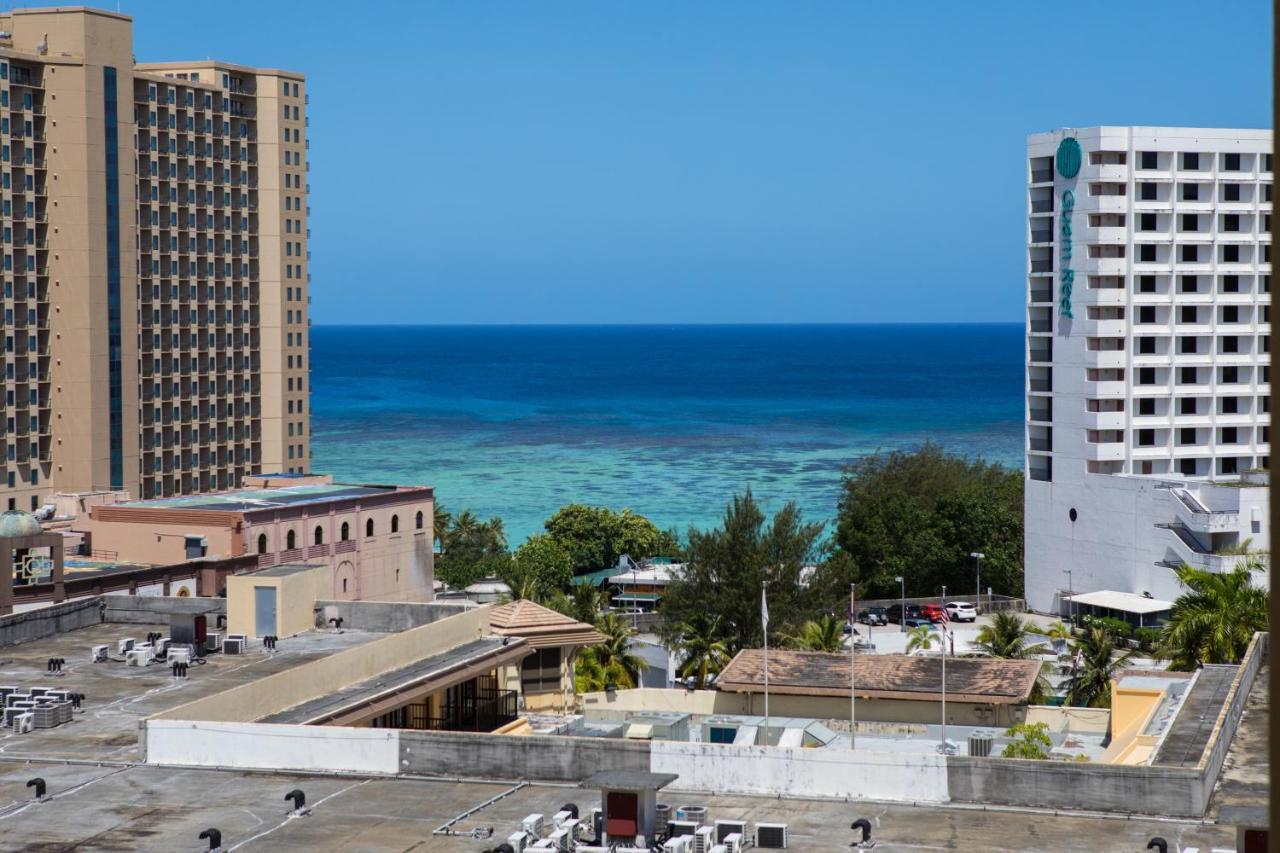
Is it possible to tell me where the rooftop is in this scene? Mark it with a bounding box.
[247,562,327,578]
[111,483,422,514]
[488,599,605,648]
[716,649,1041,704]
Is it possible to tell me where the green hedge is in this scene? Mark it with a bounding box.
[1082,615,1133,640]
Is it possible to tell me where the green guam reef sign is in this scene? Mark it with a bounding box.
[1055,137,1080,321]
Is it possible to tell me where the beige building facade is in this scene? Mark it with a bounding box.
[82,480,434,602]
[0,7,309,513]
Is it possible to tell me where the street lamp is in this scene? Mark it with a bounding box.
[969,552,984,614]
[894,575,905,633]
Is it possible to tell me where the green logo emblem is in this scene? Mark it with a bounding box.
[1056,137,1082,179]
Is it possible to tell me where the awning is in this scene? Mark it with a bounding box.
[614,592,662,602]
[1065,590,1173,615]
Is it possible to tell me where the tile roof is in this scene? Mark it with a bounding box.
[488,600,605,649]
[716,649,1041,705]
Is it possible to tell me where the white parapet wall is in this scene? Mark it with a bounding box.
[650,740,949,803]
[146,720,401,775]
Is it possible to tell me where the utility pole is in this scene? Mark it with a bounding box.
[895,575,905,633]
[970,551,984,613]
[940,584,948,752]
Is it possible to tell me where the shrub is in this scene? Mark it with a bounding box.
[1082,615,1132,640]
[1133,627,1161,651]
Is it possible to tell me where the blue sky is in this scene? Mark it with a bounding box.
[125,1,1271,324]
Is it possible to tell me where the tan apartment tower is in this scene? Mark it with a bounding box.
[0,7,310,512]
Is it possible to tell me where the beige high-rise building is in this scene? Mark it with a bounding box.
[0,7,310,512]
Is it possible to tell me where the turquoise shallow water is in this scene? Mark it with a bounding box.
[309,324,1024,544]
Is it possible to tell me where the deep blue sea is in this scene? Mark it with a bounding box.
[310,324,1024,544]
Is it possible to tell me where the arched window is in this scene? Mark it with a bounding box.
[314,525,324,546]
[366,518,374,538]
[415,510,424,530]
[257,533,267,554]
[390,514,399,534]
[340,522,349,541]
[286,529,296,550]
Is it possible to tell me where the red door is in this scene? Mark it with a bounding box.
[605,791,638,838]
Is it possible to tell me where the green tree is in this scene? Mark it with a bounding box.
[504,534,573,602]
[433,503,453,554]
[575,613,649,690]
[1063,628,1135,708]
[544,504,666,574]
[1001,722,1052,760]
[831,443,1023,598]
[547,582,610,626]
[673,613,731,689]
[905,624,937,653]
[1159,560,1268,670]
[973,611,1047,659]
[435,509,509,589]
[658,489,825,654]
[972,611,1053,703]
[783,615,846,652]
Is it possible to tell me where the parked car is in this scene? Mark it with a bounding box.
[885,603,922,624]
[945,601,978,622]
[902,616,933,629]
[857,606,888,626]
[920,603,946,623]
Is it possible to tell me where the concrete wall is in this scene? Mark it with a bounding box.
[399,730,651,782]
[652,740,949,803]
[946,755,1207,816]
[101,594,225,625]
[146,720,399,775]
[314,599,475,633]
[152,606,491,723]
[0,597,102,648]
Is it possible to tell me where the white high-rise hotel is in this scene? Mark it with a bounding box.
[1024,127,1271,616]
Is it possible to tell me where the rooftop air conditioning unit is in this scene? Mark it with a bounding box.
[574,847,609,853]
[223,637,245,655]
[91,644,109,663]
[205,632,223,651]
[663,836,693,853]
[506,831,530,852]
[721,832,744,853]
[654,803,672,834]
[714,821,747,845]
[552,810,572,828]
[125,650,149,667]
[616,848,650,853]
[13,712,32,734]
[117,638,135,655]
[530,841,556,850]
[522,814,545,837]
[693,826,715,853]
[667,820,697,838]
[169,647,192,665]
[561,818,581,841]
[755,823,788,849]
[676,806,707,826]
[546,828,570,851]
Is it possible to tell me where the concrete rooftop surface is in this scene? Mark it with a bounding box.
[0,623,379,762]
[0,762,1238,852]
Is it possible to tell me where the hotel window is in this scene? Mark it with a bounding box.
[1137,428,1155,447]
[1222,305,1240,323]
[340,521,349,541]
[1179,305,1198,324]
[1136,336,1155,354]
[1223,152,1241,171]
[1222,213,1240,232]
[1179,397,1197,415]
[1180,275,1199,293]
[1222,397,1239,414]
[1221,336,1239,354]
[257,534,268,554]
[1137,398,1155,416]
[1179,336,1197,355]
[1222,366,1239,383]
[1138,367,1156,385]
[1181,183,1199,201]
[1223,183,1241,202]
[1182,152,1200,170]
[366,518,375,537]
[1180,244,1199,263]
[390,514,400,534]
[1139,212,1157,231]
[1179,458,1197,477]
[1221,274,1240,293]
[1179,427,1196,445]
[1222,245,1240,263]
[1138,275,1157,293]
[1222,427,1239,444]
[1138,306,1156,324]
[1180,214,1198,232]
[1139,151,1158,170]
[314,525,324,546]
[1179,366,1197,384]
[1138,244,1156,262]
[416,510,425,530]
[1139,182,1157,201]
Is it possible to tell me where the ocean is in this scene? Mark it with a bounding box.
[310,324,1024,544]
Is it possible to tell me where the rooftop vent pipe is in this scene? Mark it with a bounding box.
[1147,839,1167,853]
[285,789,306,812]
[851,819,873,847]
[560,803,579,820]
[198,827,222,851]
[26,778,45,800]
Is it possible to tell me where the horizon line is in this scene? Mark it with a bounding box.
[308,320,1026,328]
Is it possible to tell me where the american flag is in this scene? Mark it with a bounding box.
[937,604,950,628]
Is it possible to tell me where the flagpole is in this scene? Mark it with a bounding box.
[940,584,947,751]
[849,582,857,751]
[762,581,770,746]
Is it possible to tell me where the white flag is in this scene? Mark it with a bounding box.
[761,586,769,630]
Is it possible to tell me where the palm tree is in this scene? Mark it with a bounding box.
[905,624,937,654]
[674,613,730,689]
[783,615,846,652]
[433,504,453,553]
[577,613,648,690]
[1063,627,1135,708]
[547,583,609,625]
[484,516,508,552]
[972,611,1048,659]
[500,560,542,604]
[1159,561,1268,670]
[1044,620,1073,643]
